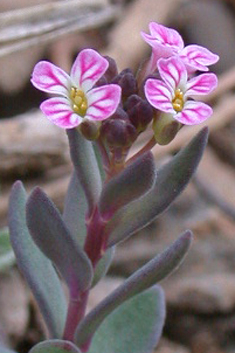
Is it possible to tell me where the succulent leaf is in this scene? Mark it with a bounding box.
[105,127,208,246]
[98,152,156,219]
[67,129,102,216]
[75,230,192,347]
[8,181,67,338]
[26,187,93,295]
[29,339,81,353]
[86,286,165,353]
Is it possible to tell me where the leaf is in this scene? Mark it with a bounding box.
[26,187,93,295]
[8,181,67,338]
[105,127,208,246]
[29,340,81,353]
[98,152,156,219]
[63,171,87,248]
[67,129,102,216]
[87,286,165,353]
[91,247,115,287]
[0,228,15,272]
[75,230,192,347]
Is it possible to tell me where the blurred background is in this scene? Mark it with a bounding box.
[0,0,235,352]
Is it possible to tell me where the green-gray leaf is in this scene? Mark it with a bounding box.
[8,181,67,338]
[29,339,81,353]
[0,228,15,272]
[75,230,192,348]
[87,286,165,353]
[26,187,93,294]
[105,127,208,247]
[67,129,102,216]
[98,152,156,219]
[63,171,87,248]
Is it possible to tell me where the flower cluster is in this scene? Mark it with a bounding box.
[142,22,219,141]
[31,22,219,150]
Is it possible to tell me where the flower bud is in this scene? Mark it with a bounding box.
[152,112,181,145]
[103,56,118,82]
[100,108,137,148]
[112,68,138,100]
[79,119,101,140]
[125,94,153,132]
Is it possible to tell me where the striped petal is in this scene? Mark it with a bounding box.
[31,61,70,96]
[86,84,121,121]
[180,45,219,72]
[175,101,213,125]
[142,22,184,51]
[40,97,82,128]
[70,49,109,92]
[186,73,218,96]
[145,79,174,113]
[158,56,187,92]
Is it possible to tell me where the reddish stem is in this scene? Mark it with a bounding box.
[126,135,157,166]
[63,290,89,342]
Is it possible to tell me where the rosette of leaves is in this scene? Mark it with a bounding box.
[6,127,208,353]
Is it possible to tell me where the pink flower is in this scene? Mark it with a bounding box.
[144,56,218,125]
[141,22,219,73]
[31,49,121,129]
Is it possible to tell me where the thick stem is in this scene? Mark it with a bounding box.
[63,290,89,342]
[126,136,157,166]
[84,206,107,268]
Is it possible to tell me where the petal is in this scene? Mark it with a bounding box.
[40,97,82,129]
[86,84,121,121]
[186,73,218,96]
[70,49,109,92]
[148,22,184,50]
[175,101,213,125]
[145,78,175,113]
[31,61,70,96]
[158,56,187,92]
[180,45,219,72]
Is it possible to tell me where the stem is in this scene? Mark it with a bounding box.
[63,290,89,342]
[96,137,110,172]
[126,135,157,166]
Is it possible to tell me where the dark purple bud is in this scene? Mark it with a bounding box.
[125,94,153,132]
[100,108,137,148]
[103,56,118,82]
[112,68,138,99]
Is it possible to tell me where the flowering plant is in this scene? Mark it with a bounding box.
[6,22,218,353]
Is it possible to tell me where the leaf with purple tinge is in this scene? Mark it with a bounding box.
[105,127,208,247]
[29,339,81,353]
[86,286,165,353]
[75,230,192,349]
[98,152,156,219]
[67,128,102,216]
[8,181,67,338]
[26,187,93,296]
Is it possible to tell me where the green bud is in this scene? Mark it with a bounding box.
[152,113,181,145]
[79,119,101,141]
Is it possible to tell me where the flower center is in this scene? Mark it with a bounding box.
[172,88,184,112]
[70,87,88,117]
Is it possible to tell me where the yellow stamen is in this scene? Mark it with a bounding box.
[172,88,184,112]
[70,86,88,117]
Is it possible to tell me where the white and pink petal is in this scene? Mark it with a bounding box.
[180,45,219,72]
[40,97,82,129]
[158,56,187,92]
[145,79,175,113]
[186,73,218,96]
[86,84,121,121]
[148,22,184,51]
[70,49,108,92]
[175,101,213,125]
[31,61,70,96]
